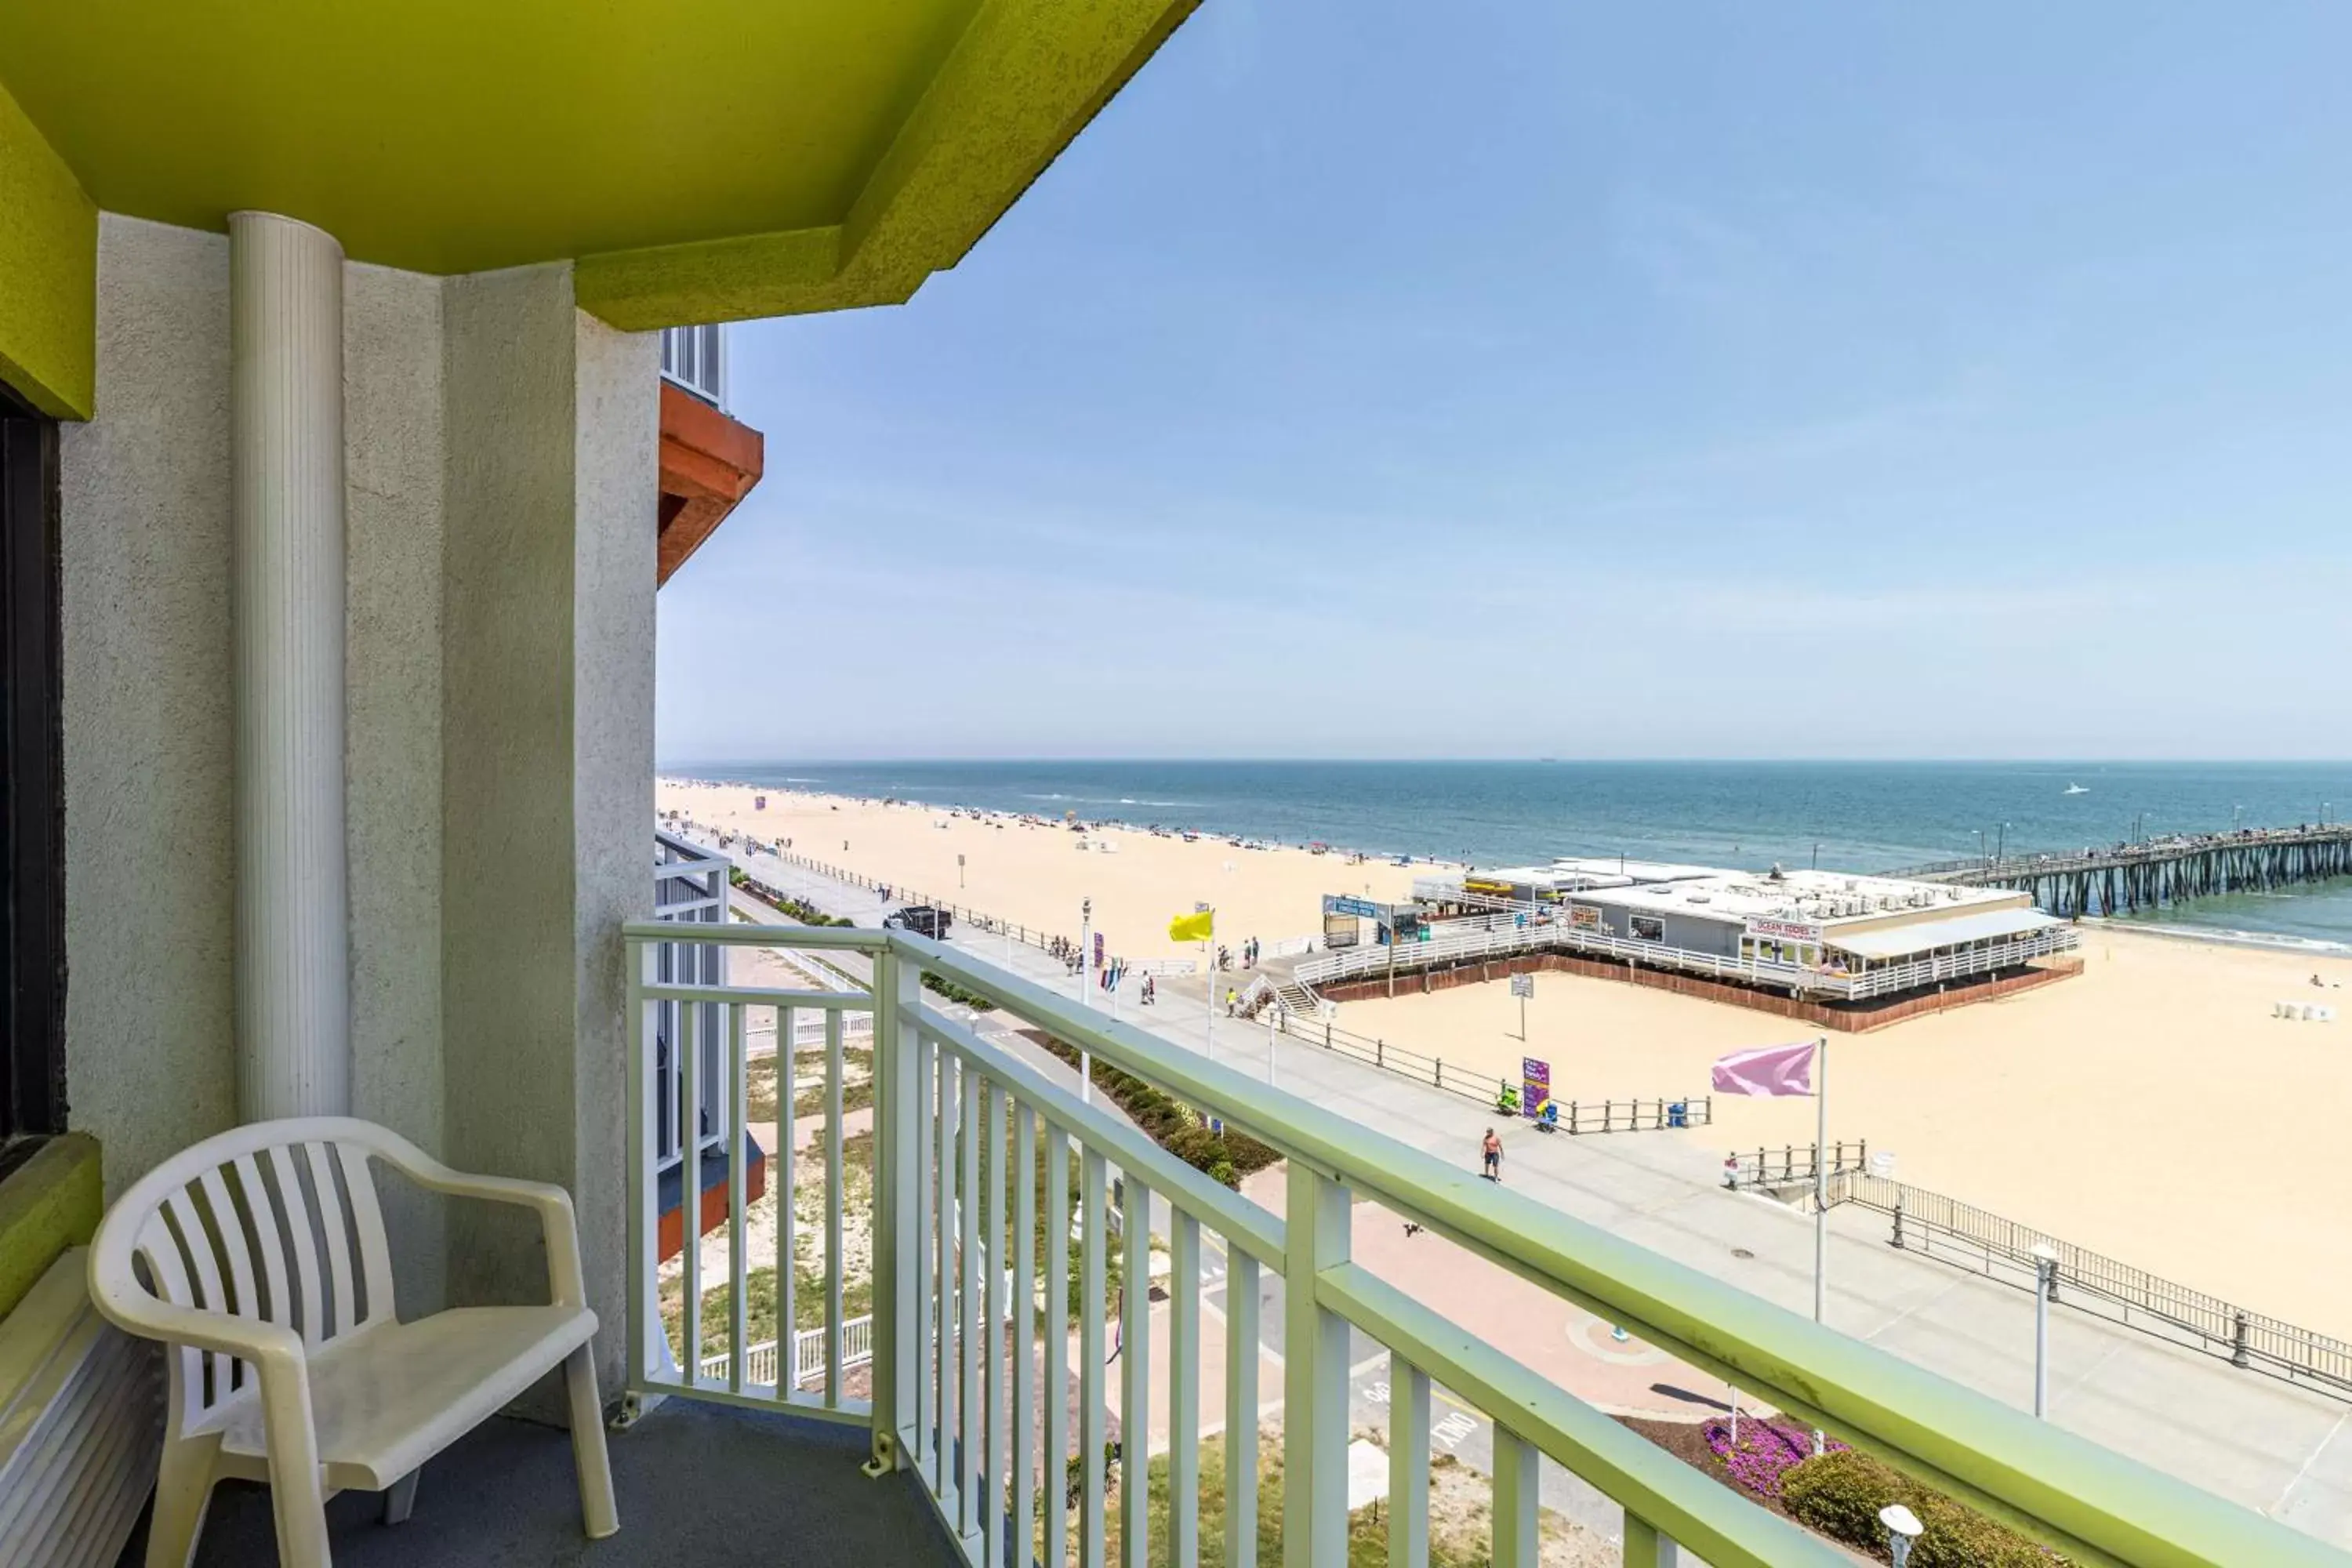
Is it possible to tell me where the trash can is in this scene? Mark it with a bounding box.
[1666,1100,1687,1129]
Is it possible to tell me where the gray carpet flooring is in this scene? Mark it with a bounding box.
[123,1401,960,1566]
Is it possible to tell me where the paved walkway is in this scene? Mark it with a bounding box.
[713,839,2352,1548]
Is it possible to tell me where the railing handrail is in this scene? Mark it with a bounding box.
[621,919,2339,1566]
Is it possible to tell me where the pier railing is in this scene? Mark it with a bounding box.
[626,919,2340,1568]
[1899,824,2352,915]
[1826,1171,2352,1401]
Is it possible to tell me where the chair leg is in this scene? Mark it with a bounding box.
[145,1436,220,1568]
[563,1343,620,1539]
[383,1469,420,1525]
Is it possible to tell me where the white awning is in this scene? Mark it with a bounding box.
[1826,907,2064,960]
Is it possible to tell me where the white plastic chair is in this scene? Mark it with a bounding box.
[89,1116,617,1566]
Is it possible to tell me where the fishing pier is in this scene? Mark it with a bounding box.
[1900,824,2352,916]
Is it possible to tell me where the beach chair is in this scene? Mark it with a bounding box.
[88,1116,616,1567]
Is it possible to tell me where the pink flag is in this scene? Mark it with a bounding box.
[1711,1040,1818,1097]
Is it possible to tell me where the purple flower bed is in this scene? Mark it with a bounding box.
[1702,1417,1846,1501]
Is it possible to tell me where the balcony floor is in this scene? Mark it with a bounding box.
[132,1399,958,1567]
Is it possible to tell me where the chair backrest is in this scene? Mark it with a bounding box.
[92,1118,400,1434]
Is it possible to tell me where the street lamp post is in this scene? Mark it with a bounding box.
[1078,896,1093,1106]
[1971,829,1985,869]
[1997,822,2010,862]
[2032,1241,2059,1417]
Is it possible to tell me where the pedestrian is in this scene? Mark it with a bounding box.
[1481,1127,1502,1183]
[1225,986,1238,1017]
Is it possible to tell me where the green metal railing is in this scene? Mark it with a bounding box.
[625,920,2344,1568]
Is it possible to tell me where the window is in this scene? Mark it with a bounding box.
[0,387,64,1138]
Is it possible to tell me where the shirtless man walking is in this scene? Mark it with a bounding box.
[1481,1127,1503,1183]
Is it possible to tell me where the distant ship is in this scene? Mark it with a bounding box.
[2064,782,2090,795]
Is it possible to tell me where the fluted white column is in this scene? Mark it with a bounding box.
[230,212,350,1122]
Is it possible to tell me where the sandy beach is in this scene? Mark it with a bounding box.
[662,778,1428,962]
[662,778,2352,1343]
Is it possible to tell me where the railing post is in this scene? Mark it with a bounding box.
[1492,1424,1538,1568]
[867,944,924,1475]
[624,933,659,1402]
[1283,1160,1352,1567]
[1624,1515,1681,1568]
[2232,1312,2251,1368]
[1892,1195,1905,1250]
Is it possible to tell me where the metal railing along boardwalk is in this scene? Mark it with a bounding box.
[623,920,2343,1568]
[1826,1171,2352,1401]
[1267,1004,1711,1126]
[1295,913,2081,1002]
[1726,1142,1874,1190]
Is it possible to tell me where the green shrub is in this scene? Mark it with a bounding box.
[1781,1449,2068,1566]
[1780,1449,1900,1547]
[922,973,998,1011]
[728,866,748,888]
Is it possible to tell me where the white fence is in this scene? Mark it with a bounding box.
[623,919,2296,1568]
[699,1316,876,1391]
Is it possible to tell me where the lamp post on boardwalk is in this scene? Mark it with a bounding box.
[1078,897,1093,1107]
[1997,822,2010,862]
[2031,1242,2059,1417]
[1971,829,1985,869]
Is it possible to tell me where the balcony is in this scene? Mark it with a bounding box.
[600,919,2330,1568]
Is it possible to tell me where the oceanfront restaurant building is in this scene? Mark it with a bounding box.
[1407,858,2079,996]
[0,8,2323,1568]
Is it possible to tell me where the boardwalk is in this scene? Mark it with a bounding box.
[1902,824,2352,916]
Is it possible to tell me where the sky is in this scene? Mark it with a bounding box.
[656,0,2352,764]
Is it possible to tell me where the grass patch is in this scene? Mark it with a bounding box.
[792,1073,877,1122]
[747,1055,779,1121]
[1068,1431,1590,1567]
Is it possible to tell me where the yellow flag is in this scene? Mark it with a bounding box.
[1167,908,1214,943]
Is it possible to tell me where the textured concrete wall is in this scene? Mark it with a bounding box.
[60,225,453,1316]
[63,227,654,1381]
[344,261,448,1311]
[441,263,655,1399]
[570,308,659,1382]
[59,216,237,1189]
[441,265,580,1334]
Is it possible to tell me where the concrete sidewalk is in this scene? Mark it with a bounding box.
[713,837,2352,1546]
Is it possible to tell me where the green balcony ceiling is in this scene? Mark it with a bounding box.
[0,0,1196,416]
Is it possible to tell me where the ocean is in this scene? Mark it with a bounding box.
[666,760,2352,946]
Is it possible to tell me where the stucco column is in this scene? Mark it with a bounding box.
[230,212,350,1121]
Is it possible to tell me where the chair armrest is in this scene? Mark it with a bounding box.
[85,1265,310,1373]
[366,1149,589,1309]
